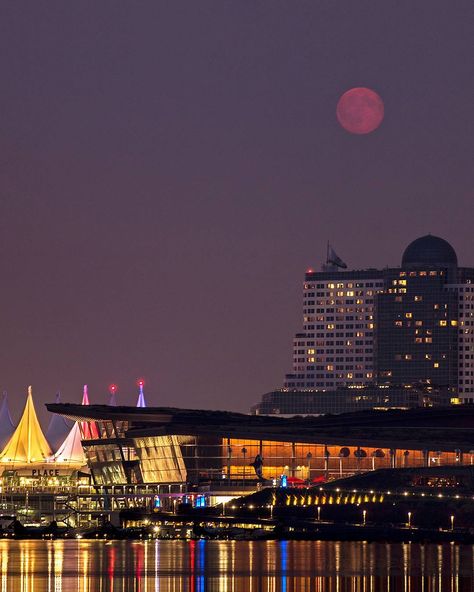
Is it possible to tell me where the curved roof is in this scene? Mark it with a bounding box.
[401,235,458,269]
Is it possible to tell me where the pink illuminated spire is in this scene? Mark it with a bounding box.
[81,384,98,439]
[81,384,90,406]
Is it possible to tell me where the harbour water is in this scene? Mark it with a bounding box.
[0,539,472,591]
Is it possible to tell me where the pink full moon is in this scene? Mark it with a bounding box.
[336,87,384,134]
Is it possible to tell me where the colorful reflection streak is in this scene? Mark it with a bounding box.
[0,539,472,591]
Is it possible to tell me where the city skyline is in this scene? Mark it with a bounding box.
[0,3,472,422]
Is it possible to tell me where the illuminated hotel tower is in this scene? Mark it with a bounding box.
[284,251,384,390]
[283,236,474,400]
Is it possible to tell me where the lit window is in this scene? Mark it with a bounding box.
[405,313,413,318]
[451,320,458,326]
[439,320,447,327]
[434,362,439,368]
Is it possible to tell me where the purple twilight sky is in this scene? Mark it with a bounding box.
[0,2,472,423]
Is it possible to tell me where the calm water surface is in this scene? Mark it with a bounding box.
[0,539,473,592]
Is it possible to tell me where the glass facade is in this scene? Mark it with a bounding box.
[376,270,459,390]
[78,418,469,489]
[134,435,190,483]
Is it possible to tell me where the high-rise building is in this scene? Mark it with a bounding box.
[284,269,384,390]
[253,235,474,415]
[376,237,474,400]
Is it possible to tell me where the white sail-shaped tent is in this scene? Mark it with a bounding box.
[53,385,93,464]
[46,392,72,452]
[0,392,15,451]
[0,386,52,463]
[53,422,85,464]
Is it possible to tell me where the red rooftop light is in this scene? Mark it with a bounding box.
[109,384,118,394]
[137,378,145,388]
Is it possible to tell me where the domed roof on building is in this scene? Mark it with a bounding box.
[401,235,458,269]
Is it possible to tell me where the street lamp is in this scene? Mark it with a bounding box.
[317,506,321,521]
[451,515,455,531]
[362,509,367,526]
[407,511,412,528]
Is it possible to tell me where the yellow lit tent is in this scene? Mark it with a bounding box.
[0,386,53,463]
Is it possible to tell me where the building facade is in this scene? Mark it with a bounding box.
[284,270,384,390]
[47,403,474,496]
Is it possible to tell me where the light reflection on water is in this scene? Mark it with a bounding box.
[0,539,472,592]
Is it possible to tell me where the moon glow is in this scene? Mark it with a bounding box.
[336,87,384,135]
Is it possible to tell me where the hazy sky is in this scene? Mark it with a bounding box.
[0,2,472,423]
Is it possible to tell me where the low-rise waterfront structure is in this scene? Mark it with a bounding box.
[48,403,474,504]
